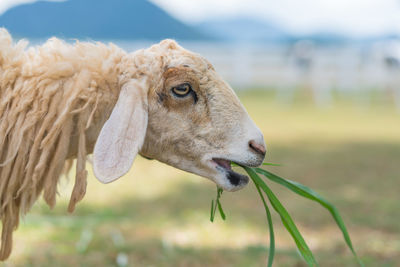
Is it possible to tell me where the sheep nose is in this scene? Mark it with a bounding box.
[249,140,266,156]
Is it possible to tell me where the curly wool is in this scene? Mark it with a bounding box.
[0,29,126,259]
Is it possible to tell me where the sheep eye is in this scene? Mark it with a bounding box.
[171,83,192,97]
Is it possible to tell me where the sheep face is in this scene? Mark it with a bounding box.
[93,40,266,192]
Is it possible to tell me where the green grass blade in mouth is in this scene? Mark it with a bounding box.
[262,162,282,166]
[254,168,364,267]
[244,167,318,267]
[253,181,275,267]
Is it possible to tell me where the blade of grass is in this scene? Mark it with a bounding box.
[216,188,226,220]
[210,199,215,222]
[262,162,282,166]
[218,188,223,195]
[254,168,363,267]
[217,199,226,220]
[211,187,225,222]
[244,166,318,267]
[253,181,275,267]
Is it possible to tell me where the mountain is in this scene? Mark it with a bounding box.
[197,17,290,43]
[291,32,349,45]
[197,17,383,44]
[0,0,208,40]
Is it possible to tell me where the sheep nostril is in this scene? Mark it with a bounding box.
[249,140,266,156]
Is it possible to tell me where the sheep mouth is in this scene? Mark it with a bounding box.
[212,158,249,190]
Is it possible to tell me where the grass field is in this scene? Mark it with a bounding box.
[5,89,400,266]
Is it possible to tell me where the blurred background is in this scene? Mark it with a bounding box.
[1,0,399,266]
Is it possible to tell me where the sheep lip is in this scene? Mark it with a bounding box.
[212,158,232,171]
[211,158,249,189]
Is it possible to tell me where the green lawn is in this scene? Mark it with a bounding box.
[6,89,400,266]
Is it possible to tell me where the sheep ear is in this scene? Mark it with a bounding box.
[93,80,148,183]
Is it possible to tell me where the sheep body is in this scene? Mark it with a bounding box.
[0,29,126,259]
[0,29,266,261]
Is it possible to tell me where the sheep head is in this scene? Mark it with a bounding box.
[93,40,266,191]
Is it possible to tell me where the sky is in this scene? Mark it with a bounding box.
[1,0,400,37]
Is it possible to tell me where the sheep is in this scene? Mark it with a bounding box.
[0,28,266,260]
